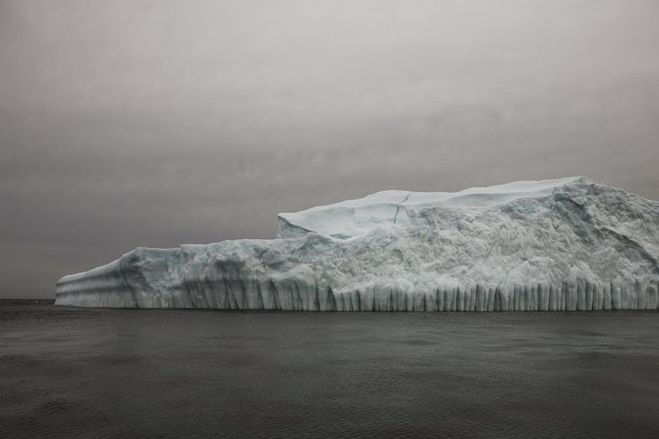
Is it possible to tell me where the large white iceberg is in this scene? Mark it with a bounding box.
[55,177,659,311]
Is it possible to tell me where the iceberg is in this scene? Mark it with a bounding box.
[55,177,659,311]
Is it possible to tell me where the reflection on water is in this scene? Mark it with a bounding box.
[1,301,658,438]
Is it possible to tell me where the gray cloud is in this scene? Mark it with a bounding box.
[1,0,658,297]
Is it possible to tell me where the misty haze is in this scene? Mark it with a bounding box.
[1,1,658,438]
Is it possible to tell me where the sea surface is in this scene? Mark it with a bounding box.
[1,300,658,439]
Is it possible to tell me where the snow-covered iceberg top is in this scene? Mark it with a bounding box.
[56,177,659,310]
[278,177,583,239]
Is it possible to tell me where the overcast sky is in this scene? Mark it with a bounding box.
[1,0,658,298]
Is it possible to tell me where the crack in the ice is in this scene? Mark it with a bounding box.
[393,192,413,224]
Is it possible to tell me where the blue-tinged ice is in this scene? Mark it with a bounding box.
[56,177,659,311]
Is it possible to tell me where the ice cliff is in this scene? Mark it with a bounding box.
[55,177,659,311]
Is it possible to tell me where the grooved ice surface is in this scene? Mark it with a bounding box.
[56,177,659,310]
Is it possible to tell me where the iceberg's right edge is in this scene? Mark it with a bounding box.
[55,177,659,310]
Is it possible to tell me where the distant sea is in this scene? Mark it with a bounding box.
[1,300,658,438]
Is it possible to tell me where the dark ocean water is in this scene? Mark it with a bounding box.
[1,301,658,439]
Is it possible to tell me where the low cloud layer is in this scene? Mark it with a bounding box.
[1,0,658,297]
